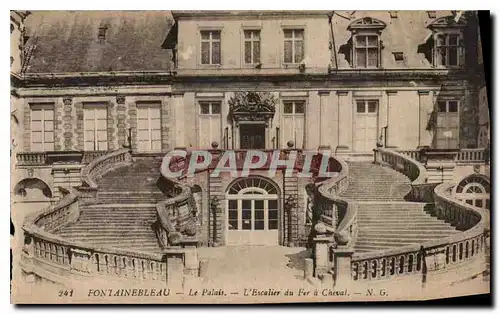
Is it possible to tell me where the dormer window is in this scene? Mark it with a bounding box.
[98,26,107,44]
[428,15,466,68]
[347,17,387,69]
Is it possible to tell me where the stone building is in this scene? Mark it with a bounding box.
[12,10,488,246]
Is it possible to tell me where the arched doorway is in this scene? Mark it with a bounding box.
[12,178,53,225]
[225,176,280,245]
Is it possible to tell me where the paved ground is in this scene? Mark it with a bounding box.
[196,246,311,290]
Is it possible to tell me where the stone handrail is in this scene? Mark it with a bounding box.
[397,149,421,162]
[21,190,176,283]
[456,148,487,164]
[347,149,488,283]
[351,182,488,282]
[16,152,48,166]
[80,148,132,189]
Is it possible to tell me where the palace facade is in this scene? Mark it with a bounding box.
[12,10,488,246]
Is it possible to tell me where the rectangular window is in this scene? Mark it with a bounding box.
[436,33,462,67]
[201,30,221,65]
[284,29,304,64]
[435,99,460,149]
[244,30,260,64]
[354,35,379,68]
[83,105,108,151]
[356,99,379,113]
[282,100,305,148]
[137,103,161,152]
[30,105,54,151]
[198,101,222,148]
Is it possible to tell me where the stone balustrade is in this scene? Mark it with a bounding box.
[456,148,487,164]
[344,149,489,285]
[351,182,488,283]
[80,148,132,189]
[397,149,421,162]
[21,149,196,285]
[81,150,110,164]
[16,152,47,166]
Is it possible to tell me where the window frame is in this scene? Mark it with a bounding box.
[136,102,162,153]
[198,101,222,116]
[200,29,222,66]
[283,28,305,65]
[433,31,464,68]
[353,33,381,69]
[243,29,261,65]
[83,104,109,151]
[30,104,55,152]
[355,99,379,114]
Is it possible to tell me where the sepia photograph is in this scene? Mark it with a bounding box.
[9,9,491,304]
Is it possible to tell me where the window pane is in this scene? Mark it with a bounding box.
[31,132,42,143]
[211,103,221,114]
[211,31,220,40]
[228,219,238,230]
[254,200,264,209]
[294,29,304,39]
[269,210,278,220]
[242,200,251,210]
[449,34,459,45]
[244,41,252,63]
[244,30,251,39]
[269,200,278,209]
[255,210,264,220]
[229,200,237,209]
[448,101,458,113]
[295,102,305,114]
[437,34,446,46]
[368,101,378,113]
[212,41,221,64]
[253,42,260,64]
[242,219,251,230]
[44,109,54,120]
[356,49,367,67]
[201,31,210,40]
[367,36,378,46]
[228,210,238,219]
[31,109,43,120]
[269,220,278,230]
[254,220,264,230]
[95,108,107,119]
[201,42,210,64]
[476,199,483,208]
[284,40,293,63]
[44,132,54,143]
[438,101,447,113]
[284,29,293,38]
[283,102,293,114]
[356,101,365,113]
[356,35,366,47]
[31,121,42,131]
[200,103,210,114]
[437,47,447,66]
[449,47,458,66]
[294,40,304,63]
[367,48,378,67]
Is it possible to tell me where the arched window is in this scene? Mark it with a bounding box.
[454,174,490,210]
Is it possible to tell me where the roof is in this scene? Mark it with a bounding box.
[23,11,174,73]
[172,10,332,20]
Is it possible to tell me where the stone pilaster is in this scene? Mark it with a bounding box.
[418,90,433,148]
[336,91,350,151]
[173,92,185,149]
[161,97,172,152]
[54,98,64,151]
[116,96,127,148]
[106,101,116,150]
[318,90,331,149]
[62,97,73,150]
[386,91,398,148]
[74,101,84,151]
[23,100,30,151]
[128,101,138,151]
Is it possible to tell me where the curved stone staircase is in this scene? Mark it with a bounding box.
[53,157,165,253]
[343,162,462,254]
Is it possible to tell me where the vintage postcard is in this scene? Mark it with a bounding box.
[10,10,490,304]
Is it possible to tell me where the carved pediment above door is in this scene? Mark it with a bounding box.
[229,91,277,122]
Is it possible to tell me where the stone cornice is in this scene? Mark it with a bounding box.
[13,68,469,89]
